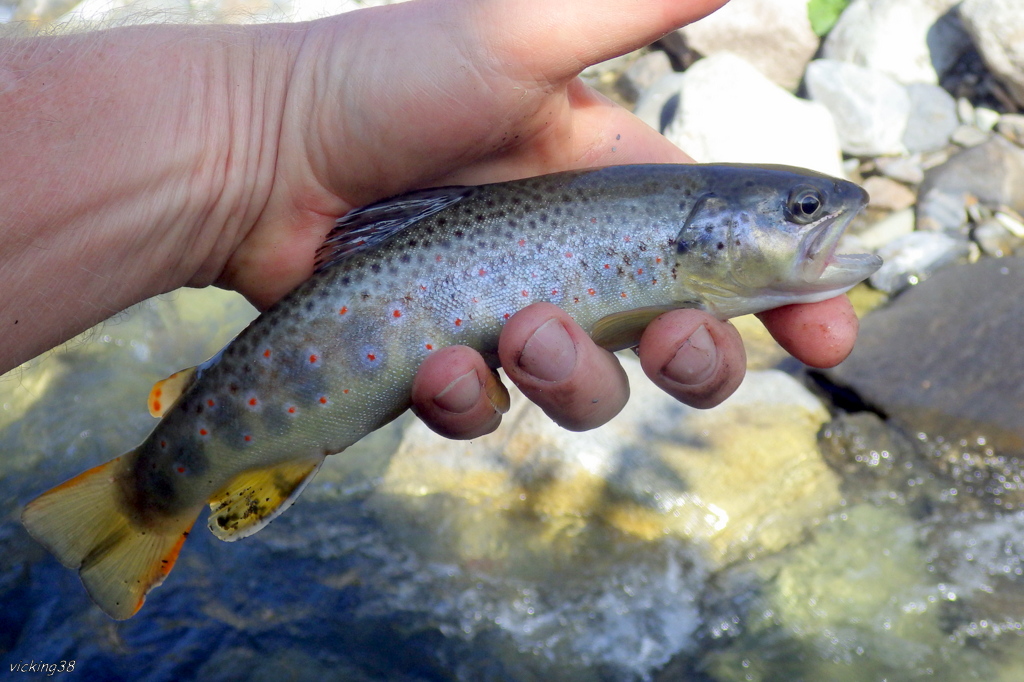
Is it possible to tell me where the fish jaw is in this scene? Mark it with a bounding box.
[793,207,882,293]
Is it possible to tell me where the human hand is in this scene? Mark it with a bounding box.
[207,0,859,438]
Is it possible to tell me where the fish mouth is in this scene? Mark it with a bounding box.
[796,207,882,291]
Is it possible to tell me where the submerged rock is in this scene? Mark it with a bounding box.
[868,230,970,295]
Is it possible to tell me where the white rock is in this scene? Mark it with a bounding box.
[855,207,916,251]
[660,53,844,176]
[615,50,673,104]
[870,231,970,294]
[823,0,972,85]
[960,0,1024,109]
[975,107,1001,133]
[675,0,819,92]
[805,59,910,157]
[903,83,959,154]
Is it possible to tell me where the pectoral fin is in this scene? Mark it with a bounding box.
[590,307,677,352]
[148,367,197,418]
[207,458,324,541]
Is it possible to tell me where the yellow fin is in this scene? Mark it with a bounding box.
[148,366,197,417]
[590,306,677,352]
[207,458,324,541]
[22,455,199,620]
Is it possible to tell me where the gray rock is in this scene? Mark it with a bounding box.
[805,59,910,157]
[633,72,687,133]
[875,154,927,185]
[615,50,673,104]
[950,125,990,148]
[822,0,973,85]
[824,258,1024,509]
[917,135,1024,232]
[974,107,1001,132]
[959,0,1024,109]
[902,83,959,154]
[997,113,1024,146]
[973,217,1024,257]
[957,96,976,126]
[659,53,844,176]
[674,0,819,92]
[869,230,970,294]
[856,208,917,251]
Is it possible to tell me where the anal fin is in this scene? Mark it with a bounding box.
[148,367,197,417]
[207,458,324,541]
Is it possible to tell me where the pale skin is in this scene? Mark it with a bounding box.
[0,0,859,440]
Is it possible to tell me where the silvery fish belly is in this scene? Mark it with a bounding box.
[21,163,881,619]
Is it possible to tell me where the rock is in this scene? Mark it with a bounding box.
[875,154,927,185]
[855,207,917,251]
[997,113,1024,146]
[805,59,909,157]
[614,50,673,104]
[974,107,1001,132]
[862,175,917,212]
[957,97,975,126]
[822,0,973,85]
[824,258,1024,509]
[818,412,917,482]
[379,360,839,568]
[902,83,959,154]
[633,72,686,133]
[950,125,990,148]
[869,230,969,294]
[959,0,1024,109]
[917,135,1024,232]
[661,53,843,176]
[973,217,1024,257]
[672,0,818,92]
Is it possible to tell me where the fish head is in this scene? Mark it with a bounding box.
[673,164,882,319]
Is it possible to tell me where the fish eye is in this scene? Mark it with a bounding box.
[786,186,825,224]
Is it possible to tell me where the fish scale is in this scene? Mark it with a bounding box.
[21,163,881,619]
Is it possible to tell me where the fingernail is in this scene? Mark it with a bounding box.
[661,324,716,386]
[483,369,511,414]
[433,370,481,414]
[519,318,576,382]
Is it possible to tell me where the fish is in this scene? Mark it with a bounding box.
[21,163,881,619]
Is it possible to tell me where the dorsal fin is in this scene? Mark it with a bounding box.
[315,186,475,271]
[148,366,198,418]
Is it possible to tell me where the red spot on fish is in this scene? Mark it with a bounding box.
[624,236,631,243]
[655,257,662,264]
[263,349,271,358]
[454,318,462,327]
[588,288,596,295]
[518,239,526,247]
[199,428,208,436]
[393,310,401,318]
[604,264,610,269]
[339,306,348,315]
[591,218,597,223]
[565,252,573,258]
[637,268,643,275]
[309,354,318,363]
[160,440,167,449]
[153,388,162,398]
[177,466,186,474]
[521,290,529,297]
[207,399,215,407]
[152,400,162,412]
[420,285,427,291]
[573,296,580,303]
[425,344,433,350]
[479,268,487,276]
[551,289,558,295]
[244,435,252,442]
[652,279,658,285]
[621,292,627,298]
[367,353,376,361]
[343,389,350,394]
[436,255,443,262]
[249,398,258,407]
[288,406,297,414]
[319,396,328,405]
[503,313,510,320]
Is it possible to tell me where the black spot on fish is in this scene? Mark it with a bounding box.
[401,254,410,263]
[305,300,315,311]
[717,242,725,250]
[454,230,464,238]
[341,276,350,286]
[678,241,689,254]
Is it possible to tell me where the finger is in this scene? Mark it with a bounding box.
[469,0,729,84]
[637,309,747,409]
[498,303,629,431]
[756,296,860,368]
[411,345,510,439]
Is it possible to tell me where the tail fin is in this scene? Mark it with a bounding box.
[21,455,196,620]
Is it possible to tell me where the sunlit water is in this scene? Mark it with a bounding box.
[2,288,1023,681]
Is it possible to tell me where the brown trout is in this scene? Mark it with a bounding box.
[22,163,881,619]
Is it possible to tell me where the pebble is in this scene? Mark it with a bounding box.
[973,218,1023,257]
[804,59,909,157]
[862,175,917,212]
[822,0,972,85]
[869,230,970,294]
[902,83,959,154]
[674,0,819,92]
[855,208,916,251]
[997,113,1024,146]
[959,0,1024,109]
[874,154,926,185]
[950,125,991,148]
[974,107,1001,132]
[659,53,844,176]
